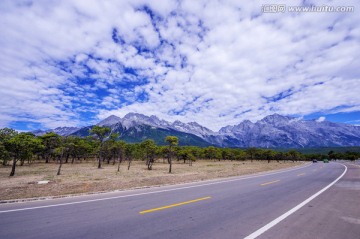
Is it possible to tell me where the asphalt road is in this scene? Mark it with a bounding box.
[258,162,360,239]
[0,162,358,239]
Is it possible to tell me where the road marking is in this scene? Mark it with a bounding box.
[297,173,305,176]
[139,196,211,214]
[0,163,312,214]
[244,164,347,239]
[260,180,280,186]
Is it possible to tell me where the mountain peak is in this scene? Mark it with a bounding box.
[261,114,292,124]
[188,122,201,127]
[97,115,121,126]
[172,120,184,125]
[150,115,160,120]
[240,119,253,125]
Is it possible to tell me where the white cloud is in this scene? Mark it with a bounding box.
[1,0,360,130]
[316,116,326,122]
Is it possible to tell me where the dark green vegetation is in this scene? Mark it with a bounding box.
[294,146,360,154]
[1,127,359,176]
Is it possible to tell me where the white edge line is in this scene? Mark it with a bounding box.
[244,163,348,239]
[0,163,311,214]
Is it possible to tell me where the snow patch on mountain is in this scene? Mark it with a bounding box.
[97,115,121,126]
[32,127,79,136]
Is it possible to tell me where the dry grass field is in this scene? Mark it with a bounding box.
[0,160,303,201]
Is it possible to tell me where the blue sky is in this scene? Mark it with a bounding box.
[0,0,359,131]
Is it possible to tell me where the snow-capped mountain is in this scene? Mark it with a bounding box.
[98,113,171,129]
[219,114,360,148]
[121,113,171,129]
[32,113,360,148]
[93,113,360,147]
[96,113,214,139]
[97,115,121,126]
[32,127,79,136]
[219,120,254,135]
[53,127,80,136]
[171,120,215,138]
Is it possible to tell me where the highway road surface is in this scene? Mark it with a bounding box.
[0,162,359,239]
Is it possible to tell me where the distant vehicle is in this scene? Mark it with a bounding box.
[323,159,329,163]
[312,159,318,163]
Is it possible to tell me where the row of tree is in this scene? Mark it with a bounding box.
[0,126,180,176]
[1,127,359,177]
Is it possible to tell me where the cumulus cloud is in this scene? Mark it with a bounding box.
[0,0,360,130]
[316,116,326,122]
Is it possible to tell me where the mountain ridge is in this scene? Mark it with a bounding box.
[32,113,360,148]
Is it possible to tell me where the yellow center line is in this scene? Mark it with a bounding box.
[297,173,306,176]
[260,180,280,186]
[139,196,212,214]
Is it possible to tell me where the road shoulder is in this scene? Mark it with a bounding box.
[258,163,360,239]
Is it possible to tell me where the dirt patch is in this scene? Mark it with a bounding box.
[0,160,304,201]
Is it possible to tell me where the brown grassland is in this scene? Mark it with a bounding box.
[0,160,304,201]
